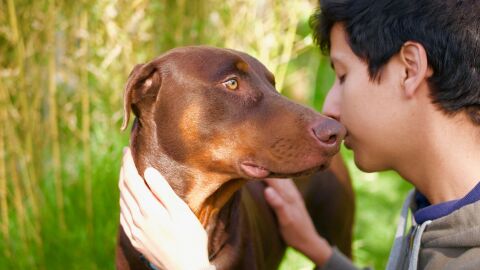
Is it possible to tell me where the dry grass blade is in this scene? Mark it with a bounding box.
[9,156,27,257]
[271,1,301,92]
[80,10,93,235]
[0,82,9,258]
[6,0,19,43]
[47,0,66,231]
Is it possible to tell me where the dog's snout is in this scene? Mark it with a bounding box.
[311,118,346,148]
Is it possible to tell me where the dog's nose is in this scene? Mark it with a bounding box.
[311,118,346,148]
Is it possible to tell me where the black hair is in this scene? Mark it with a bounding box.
[311,0,480,125]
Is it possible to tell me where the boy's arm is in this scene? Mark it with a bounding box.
[315,248,359,270]
[263,178,359,270]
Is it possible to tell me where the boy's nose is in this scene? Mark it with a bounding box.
[322,85,341,121]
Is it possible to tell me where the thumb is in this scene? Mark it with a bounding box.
[144,167,186,212]
[264,186,293,226]
[264,186,283,208]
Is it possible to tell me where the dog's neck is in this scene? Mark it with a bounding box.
[130,120,246,232]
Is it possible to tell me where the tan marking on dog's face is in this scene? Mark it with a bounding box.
[236,61,249,73]
[210,143,235,162]
[178,103,202,143]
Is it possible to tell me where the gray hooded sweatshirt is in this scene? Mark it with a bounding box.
[317,182,480,270]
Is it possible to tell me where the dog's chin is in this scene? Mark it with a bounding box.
[268,164,328,178]
[239,160,330,179]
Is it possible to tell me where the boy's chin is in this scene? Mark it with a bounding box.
[353,154,388,173]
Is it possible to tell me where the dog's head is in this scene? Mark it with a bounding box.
[122,46,345,180]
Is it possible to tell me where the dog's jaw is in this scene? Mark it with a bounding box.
[132,139,247,224]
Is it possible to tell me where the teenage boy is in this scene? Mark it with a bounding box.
[119,0,480,269]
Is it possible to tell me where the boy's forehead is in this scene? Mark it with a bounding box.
[329,24,353,67]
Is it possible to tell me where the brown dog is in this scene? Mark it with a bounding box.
[116,46,355,270]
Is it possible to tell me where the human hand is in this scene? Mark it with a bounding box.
[119,148,214,270]
[263,178,332,266]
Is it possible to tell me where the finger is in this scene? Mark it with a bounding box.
[120,182,144,225]
[120,213,142,251]
[264,186,293,226]
[264,178,300,203]
[122,150,158,215]
[121,167,171,221]
[120,147,132,184]
[120,202,135,242]
[144,167,187,213]
[118,165,127,192]
[264,178,295,190]
[264,186,284,208]
[119,166,133,232]
[120,214,131,238]
[119,165,139,217]
[122,148,143,190]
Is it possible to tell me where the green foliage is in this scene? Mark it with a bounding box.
[0,0,411,269]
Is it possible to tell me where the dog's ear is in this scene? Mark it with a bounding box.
[121,62,161,130]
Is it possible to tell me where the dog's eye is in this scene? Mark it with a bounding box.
[223,79,238,90]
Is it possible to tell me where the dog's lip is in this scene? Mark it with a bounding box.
[240,161,271,179]
[239,160,329,179]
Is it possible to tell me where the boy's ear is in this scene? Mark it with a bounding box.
[121,62,161,131]
[399,41,433,97]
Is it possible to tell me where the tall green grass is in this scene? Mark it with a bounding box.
[0,1,411,269]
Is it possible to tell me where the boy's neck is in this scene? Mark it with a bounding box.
[397,110,480,205]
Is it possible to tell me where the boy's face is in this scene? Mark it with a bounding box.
[322,23,414,172]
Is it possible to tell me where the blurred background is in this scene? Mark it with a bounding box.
[0,0,412,269]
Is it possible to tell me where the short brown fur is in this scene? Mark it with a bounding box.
[116,46,355,270]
